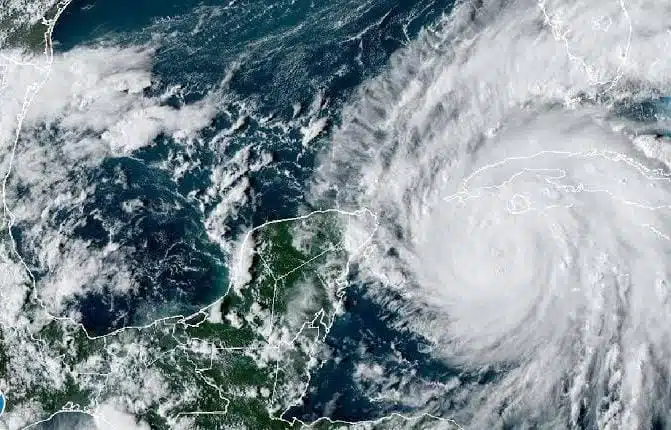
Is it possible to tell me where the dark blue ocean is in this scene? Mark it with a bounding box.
[48,0,456,424]
[52,0,450,331]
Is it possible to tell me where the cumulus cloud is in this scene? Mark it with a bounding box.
[315,0,671,428]
[94,402,150,430]
[24,45,218,155]
[0,44,221,319]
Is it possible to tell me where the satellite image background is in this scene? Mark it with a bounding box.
[2,0,671,429]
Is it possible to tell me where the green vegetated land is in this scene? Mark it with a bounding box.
[0,0,67,52]
[5,211,409,430]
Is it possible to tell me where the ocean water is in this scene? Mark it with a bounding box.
[31,0,454,423]
[285,283,466,422]
[7,0,671,428]
[43,0,451,335]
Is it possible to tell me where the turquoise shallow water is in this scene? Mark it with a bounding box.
[7,0,671,427]
[9,1,671,427]
[40,0,456,422]
[46,1,452,335]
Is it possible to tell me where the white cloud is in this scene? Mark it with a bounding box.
[315,0,671,427]
[0,44,222,318]
[229,229,255,295]
[94,402,150,430]
[26,46,218,155]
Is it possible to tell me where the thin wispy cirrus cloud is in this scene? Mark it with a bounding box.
[314,0,671,428]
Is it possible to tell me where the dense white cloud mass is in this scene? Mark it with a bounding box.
[315,0,671,428]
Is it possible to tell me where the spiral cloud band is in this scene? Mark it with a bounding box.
[315,0,671,428]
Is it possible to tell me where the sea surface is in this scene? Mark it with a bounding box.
[49,0,453,423]
[8,0,671,427]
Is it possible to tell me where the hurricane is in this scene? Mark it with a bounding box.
[314,0,671,428]
[5,0,671,428]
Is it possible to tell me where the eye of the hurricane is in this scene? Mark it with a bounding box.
[383,112,671,408]
[410,116,671,342]
[417,190,552,347]
[310,0,671,423]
